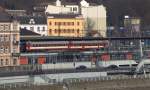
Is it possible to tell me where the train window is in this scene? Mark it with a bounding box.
[34,44,37,47]
[119,65,130,67]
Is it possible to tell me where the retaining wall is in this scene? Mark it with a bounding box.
[1,76,150,90]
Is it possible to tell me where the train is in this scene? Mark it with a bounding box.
[21,40,108,52]
[20,52,96,70]
[19,51,138,70]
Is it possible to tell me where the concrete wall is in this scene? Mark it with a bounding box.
[68,78,150,90]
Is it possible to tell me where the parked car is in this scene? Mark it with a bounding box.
[76,65,87,70]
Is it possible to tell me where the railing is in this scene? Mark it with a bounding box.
[63,74,150,84]
[0,74,150,89]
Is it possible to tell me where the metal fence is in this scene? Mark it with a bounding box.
[0,74,150,89]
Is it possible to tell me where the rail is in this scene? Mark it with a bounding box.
[0,74,150,89]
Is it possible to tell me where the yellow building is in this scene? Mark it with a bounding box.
[47,14,85,37]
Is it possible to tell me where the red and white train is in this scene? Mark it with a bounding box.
[25,40,108,52]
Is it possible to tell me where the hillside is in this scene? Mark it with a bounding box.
[0,0,150,27]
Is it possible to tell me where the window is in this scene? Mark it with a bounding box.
[63,29,66,33]
[5,47,9,53]
[72,22,74,25]
[70,8,72,11]
[13,47,17,53]
[77,22,80,25]
[55,29,57,33]
[42,27,45,31]
[5,35,9,41]
[77,29,80,33]
[37,27,40,32]
[73,7,77,11]
[68,22,70,25]
[1,59,3,66]
[49,22,52,25]
[5,25,9,31]
[72,29,74,33]
[13,34,17,41]
[6,59,8,65]
[13,23,18,30]
[63,22,66,26]
[13,58,17,65]
[68,29,71,33]
[57,22,61,25]
[30,27,34,31]
[1,35,4,42]
[49,29,52,35]
[0,47,4,53]
[0,35,3,42]
[55,22,57,25]
[0,25,3,31]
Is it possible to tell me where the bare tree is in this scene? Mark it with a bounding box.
[85,18,95,37]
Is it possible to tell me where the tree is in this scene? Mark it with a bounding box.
[85,18,95,37]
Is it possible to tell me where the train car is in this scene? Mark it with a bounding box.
[24,40,108,52]
[98,60,138,68]
[41,61,94,70]
[20,52,96,70]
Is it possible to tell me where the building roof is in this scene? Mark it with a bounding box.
[0,6,5,12]
[47,14,82,18]
[16,16,47,24]
[63,2,79,5]
[20,28,40,36]
[0,11,12,22]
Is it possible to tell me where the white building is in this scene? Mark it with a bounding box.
[45,0,107,37]
[81,5,107,37]
[18,16,48,36]
[45,5,70,14]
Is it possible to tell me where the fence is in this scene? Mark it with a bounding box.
[0,74,150,89]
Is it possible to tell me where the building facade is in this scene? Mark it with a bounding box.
[47,14,85,37]
[124,16,141,37]
[45,0,107,37]
[5,9,27,16]
[0,13,20,67]
[19,16,48,36]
